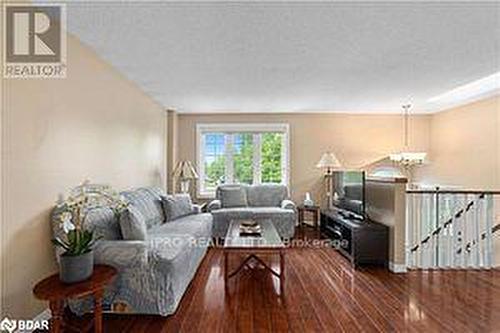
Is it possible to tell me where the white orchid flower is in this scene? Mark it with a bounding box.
[60,211,76,234]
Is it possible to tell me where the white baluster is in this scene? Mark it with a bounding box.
[448,195,455,268]
[472,195,480,269]
[455,195,466,268]
[479,195,486,268]
[430,192,436,268]
[463,194,470,268]
[443,194,451,268]
[433,192,439,268]
[406,193,413,268]
[484,194,493,268]
[416,193,423,268]
[412,193,418,268]
[424,193,435,269]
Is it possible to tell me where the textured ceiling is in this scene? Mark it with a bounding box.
[65,2,500,113]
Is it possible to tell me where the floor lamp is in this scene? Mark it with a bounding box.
[316,152,342,208]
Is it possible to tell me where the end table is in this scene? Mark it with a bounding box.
[298,205,320,230]
[33,265,117,333]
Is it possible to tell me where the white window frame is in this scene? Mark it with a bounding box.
[196,123,290,198]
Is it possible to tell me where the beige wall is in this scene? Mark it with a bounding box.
[1,33,166,318]
[415,96,500,189]
[177,113,430,204]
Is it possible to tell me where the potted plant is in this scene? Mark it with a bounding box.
[52,181,128,283]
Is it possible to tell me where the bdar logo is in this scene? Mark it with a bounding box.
[0,317,16,333]
[0,317,49,332]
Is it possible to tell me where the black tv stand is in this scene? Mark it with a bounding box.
[320,209,388,268]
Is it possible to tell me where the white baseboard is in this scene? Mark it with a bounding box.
[389,261,407,273]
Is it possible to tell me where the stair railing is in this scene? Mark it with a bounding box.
[406,188,499,269]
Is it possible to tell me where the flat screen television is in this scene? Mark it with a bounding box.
[331,171,366,220]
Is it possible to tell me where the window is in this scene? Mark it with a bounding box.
[203,133,226,188]
[197,123,289,197]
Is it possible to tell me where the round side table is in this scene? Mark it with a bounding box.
[33,265,117,333]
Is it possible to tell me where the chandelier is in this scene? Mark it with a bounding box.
[390,104,427,167]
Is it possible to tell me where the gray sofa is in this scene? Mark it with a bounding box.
[51,187,212,316]
[208,184,296,239]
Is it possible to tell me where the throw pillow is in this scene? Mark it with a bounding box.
[162,194,194,222]
[220,186,248,208]
[119,206,147,240]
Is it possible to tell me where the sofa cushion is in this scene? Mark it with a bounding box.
[85,207,122,240]
[249,206,295,217]
[121,187,165,229]
[161,194,193,222]
[211,207,254,220]
[219,186,248,208]
[246,184,287,207]
[119,206,147,240]
[210,206,295,239]
[148,234,193,262]
[212,206,294,219]
[149,213,212,240]
[146,232,209,315]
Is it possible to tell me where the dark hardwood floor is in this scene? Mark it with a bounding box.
[62,229,500,332]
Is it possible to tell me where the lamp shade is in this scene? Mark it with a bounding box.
[316,152,341,169]
[172,160,199,180]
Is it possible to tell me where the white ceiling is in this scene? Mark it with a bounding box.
[65,2,500,113]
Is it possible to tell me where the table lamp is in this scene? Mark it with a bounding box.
[316,152,341,174]
[316,152,341,208]
[172,160,199,194]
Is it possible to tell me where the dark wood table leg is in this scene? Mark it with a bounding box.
[280,250,285,295]
[299,210,304,229]
[224,251,228,282]
[49,299,63,333]
[93,290,104,333]
[315,209,320,230]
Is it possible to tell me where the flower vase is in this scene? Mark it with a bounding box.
[59,250,94,284]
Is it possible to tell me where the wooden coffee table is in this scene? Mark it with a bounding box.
[223,220,285,294]
[33,265,117,333]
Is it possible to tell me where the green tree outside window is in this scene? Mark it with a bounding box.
[204,132,284,189]
[262,133,282,183]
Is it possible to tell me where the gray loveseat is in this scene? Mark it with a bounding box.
[51,187,212,316]
[208,184,296,239]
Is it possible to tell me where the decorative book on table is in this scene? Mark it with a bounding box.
[239,220,261,236]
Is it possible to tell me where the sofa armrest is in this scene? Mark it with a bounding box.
[207,199,221,212]
[94,240,148,269]
[281,199,296,211]
[192,204,202,214]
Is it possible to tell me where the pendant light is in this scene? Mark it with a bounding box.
[389,104,427,167]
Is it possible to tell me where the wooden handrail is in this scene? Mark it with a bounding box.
[406,189,500,195]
